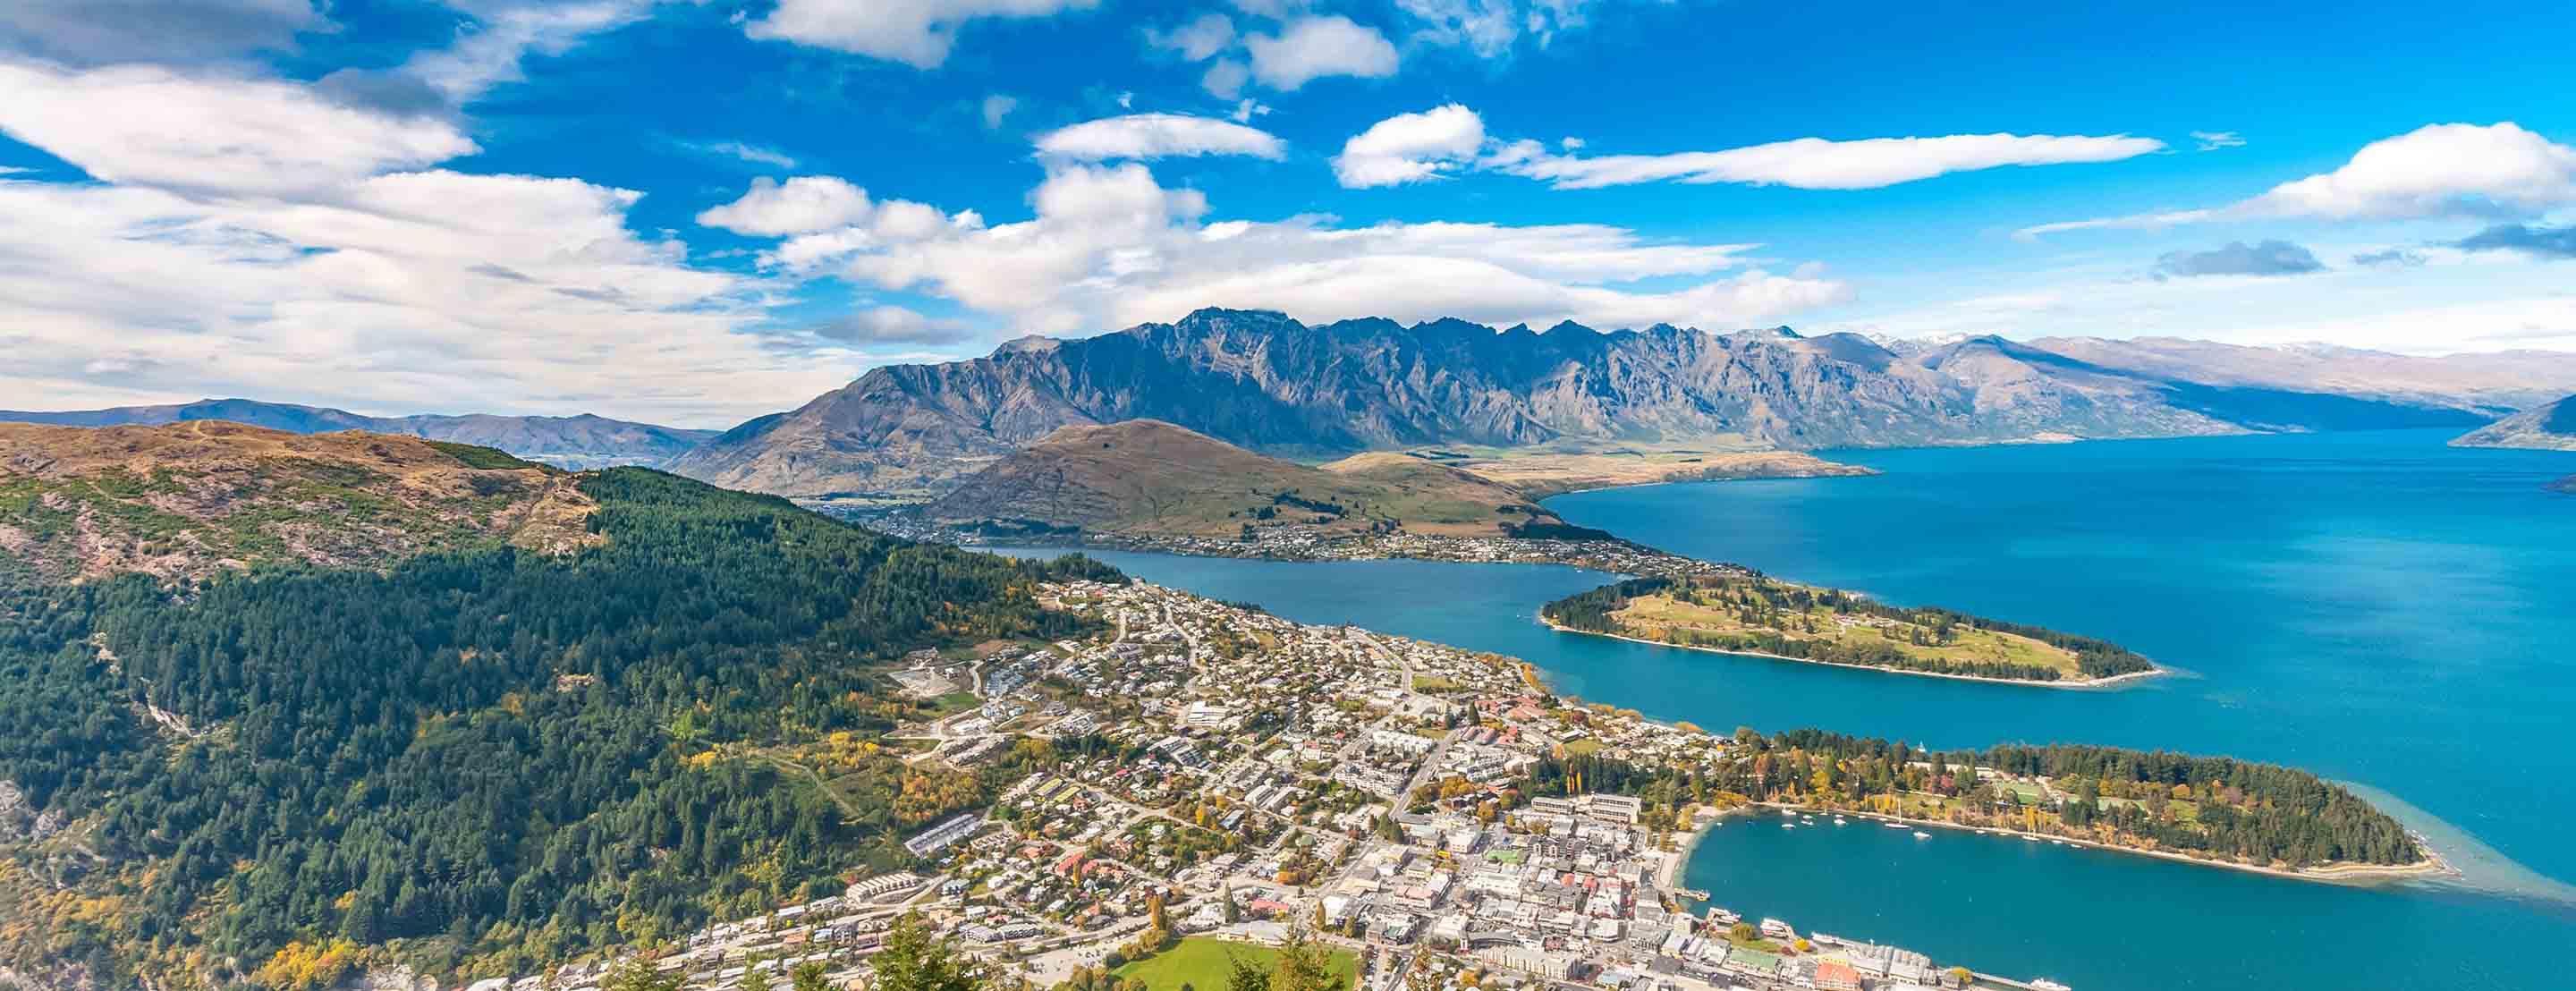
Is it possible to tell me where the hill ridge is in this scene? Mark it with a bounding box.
[0,398,717,469]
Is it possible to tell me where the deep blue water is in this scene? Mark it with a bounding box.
[989,428,2576,990]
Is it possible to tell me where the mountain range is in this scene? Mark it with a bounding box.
[0,398,716,469]
[667,309,2576,498]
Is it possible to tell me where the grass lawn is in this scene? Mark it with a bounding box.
[1114,937,1358,991]
[934,691,982,713]
[1614,589,2084,677]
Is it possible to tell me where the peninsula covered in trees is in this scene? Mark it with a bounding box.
[1528,729,2423,872]
[1540,573,2158,684]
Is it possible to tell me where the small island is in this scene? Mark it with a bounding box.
[1541,573,2159,685]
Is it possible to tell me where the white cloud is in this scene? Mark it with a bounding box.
[721,161,1843,336]
[697,176,877,236]
[2021,123,2576,237]
[1333,104,1487,188]
[402,0,657,106]
[1201,58,1251,98]
[1244,15,1399,90]
[0,57,900,425]
[0,167,851,426]
[1038,114,1287,162]
[1229,99,1271,123]
[2190,130,2244,151]
[981,93,1019,130]
[1145,13,1234,61]
[690,140,800,168]
[2014,208,2217,239]
[2239,123,2576,221]
[1496,131,2166,191]
[0,61,477,197]
[1391,0,1604,58]
[745,0,1101,68]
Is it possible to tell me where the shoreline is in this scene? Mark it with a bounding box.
[1712,801,2454,887]
[1658,815,1716,891]
[1537,618,2167,690]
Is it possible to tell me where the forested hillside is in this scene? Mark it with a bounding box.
[0,467,1118,989]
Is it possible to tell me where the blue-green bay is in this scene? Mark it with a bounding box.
[994,428,2576,990]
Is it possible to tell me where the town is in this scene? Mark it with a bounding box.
[485,580,2073,991]
[852,513,1741,581]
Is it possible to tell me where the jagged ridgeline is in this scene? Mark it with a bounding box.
[0,434,1121,987]
[1542,574,2156,682]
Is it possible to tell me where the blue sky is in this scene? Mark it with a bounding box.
[4,0,2573,427]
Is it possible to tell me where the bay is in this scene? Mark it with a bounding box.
[990,428,2576,990]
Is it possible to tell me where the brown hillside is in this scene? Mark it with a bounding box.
[0,420,598,585]
[919,419,1569,539]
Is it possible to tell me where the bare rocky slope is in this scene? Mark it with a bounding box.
[2450,393,2576,452]
[917,419,1581,539]
[671,309,2552,498]
[0,398,716,469]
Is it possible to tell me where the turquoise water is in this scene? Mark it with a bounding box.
[988,428,2576,990]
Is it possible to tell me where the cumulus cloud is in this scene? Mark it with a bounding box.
[0,55,889,425]
[2151,240,2326,280]
[1145,13,1235,60]
[0,61,478,197]
[0,172,852,425]
[1495,131,2167,191]
[2242,123,2576,221]
[697,176,877,236]
[2,0,323,64]
[1333,105,1486,188]
[746,0,1101,68]
[1037,114,1287,162]
[714,160,1846,336]
[2022,123,2576,237]
[2449,223,2576,259]
[1244,15,1399,89]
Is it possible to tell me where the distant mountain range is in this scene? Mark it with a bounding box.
[2450,393,2576,452]
[668,308,2576,497]
[0,398,716,469]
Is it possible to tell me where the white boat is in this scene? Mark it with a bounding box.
[1781,824,1796,830]
[1834,818,1847,826]
[1779,809,1797,817]
[1883,822,1908,829]
[2023,836,2038,843]
[1912,831,1930,839]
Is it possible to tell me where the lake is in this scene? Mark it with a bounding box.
[991,428,2576,990]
